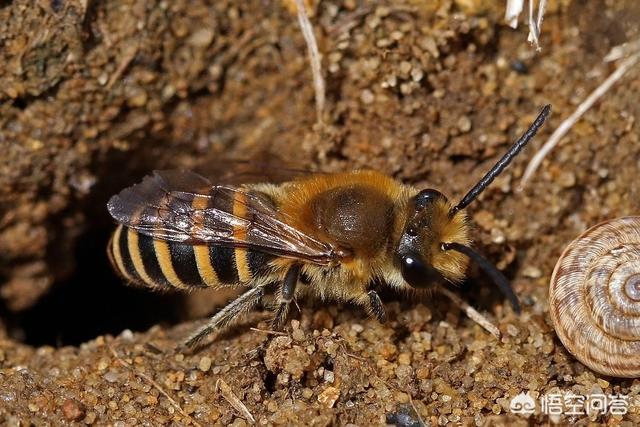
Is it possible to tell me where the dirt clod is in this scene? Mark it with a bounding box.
[62,398,86,421]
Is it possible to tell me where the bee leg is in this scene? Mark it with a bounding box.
[271,264,301,330]
[180,286,265,350]
[366,290,387,323]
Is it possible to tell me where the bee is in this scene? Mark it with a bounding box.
[107,105,550,348]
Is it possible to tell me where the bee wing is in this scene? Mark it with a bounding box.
[107,170,335,264]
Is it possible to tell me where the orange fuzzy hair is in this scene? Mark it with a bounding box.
[278,170,410,236]
[429,198,471,282]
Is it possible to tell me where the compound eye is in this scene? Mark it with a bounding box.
[414,189,444,210]
[399,252,444,288]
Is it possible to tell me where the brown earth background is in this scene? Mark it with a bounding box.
[1,0,640,425]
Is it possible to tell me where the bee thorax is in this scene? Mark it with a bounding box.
[309,185,395,256]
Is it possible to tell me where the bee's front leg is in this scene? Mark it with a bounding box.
[366,289,387,323]
[271,263,301,330]
[362,278,387,323]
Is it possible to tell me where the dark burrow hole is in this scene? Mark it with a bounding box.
[8,226,189,347]
[263,370,278,394]
[5,150,194,348]
[2,148,302,348]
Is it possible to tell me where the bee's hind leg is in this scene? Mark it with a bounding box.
[270,264,301,330]
[180,286,265,350]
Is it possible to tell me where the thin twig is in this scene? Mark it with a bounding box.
[295,0,326,127]
[408,394,427,427]
[505,0,546,50]
[437,285,501,339]
[326,6,373,38]
[108,347,203,427]
[505,0,524,28]
[249,327,287,336]
[216,379,256,423]
[535,0,547,40]
[519,50,640,189]
[343,351,367,362]
[526,0,547,50]
[526,0,539,49]
[106,42,139,89]
[604,39,640,62]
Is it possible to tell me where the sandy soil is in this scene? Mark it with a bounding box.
[1,0,640,425]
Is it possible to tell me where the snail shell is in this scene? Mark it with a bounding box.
[549,216,640,378]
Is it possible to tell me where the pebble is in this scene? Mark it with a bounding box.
[104,371,119,383]
[398,353,411,365]
[360,89,374,104]
[318,386,340,408]
[97,358,110,371]
[490,228,506,244]
[457,116,472,133]
[416,367,431,379]
[411,67,424,82]
[522,266,542,279]
[97,73,109,85]
[84,412,97,424]
[292,328,305,342]
[419,36,439,58]
[558,171,576,188]
[119,329,134,341]
[199,356,212,372]
[399,61,412,76]
[187,28,214,47]
[62,399,86,421]
[323,370,335,383]
[127,88,148,107]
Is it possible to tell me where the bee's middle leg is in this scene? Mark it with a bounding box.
[271,263,301,330]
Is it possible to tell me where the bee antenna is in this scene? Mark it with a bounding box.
[449,104,551,217]
[441,242,521,314]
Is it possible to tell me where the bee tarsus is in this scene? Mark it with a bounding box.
[367,290,387,323]
[181,286,265,349]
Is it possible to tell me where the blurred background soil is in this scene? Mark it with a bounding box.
[1,0,639,425]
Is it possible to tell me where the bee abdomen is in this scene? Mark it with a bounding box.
[108,225,275,290]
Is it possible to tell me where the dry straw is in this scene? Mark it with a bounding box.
[295,0,326,127]
[519,40,640,189]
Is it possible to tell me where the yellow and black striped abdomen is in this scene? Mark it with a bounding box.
[108,224,276,290]
[107,173,282,290]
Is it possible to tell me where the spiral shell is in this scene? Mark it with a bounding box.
[549,216,640,378]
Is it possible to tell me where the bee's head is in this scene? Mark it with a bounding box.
[395,104,552,314]
[396,188,470,288]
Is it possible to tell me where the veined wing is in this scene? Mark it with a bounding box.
[107,170,336,265]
